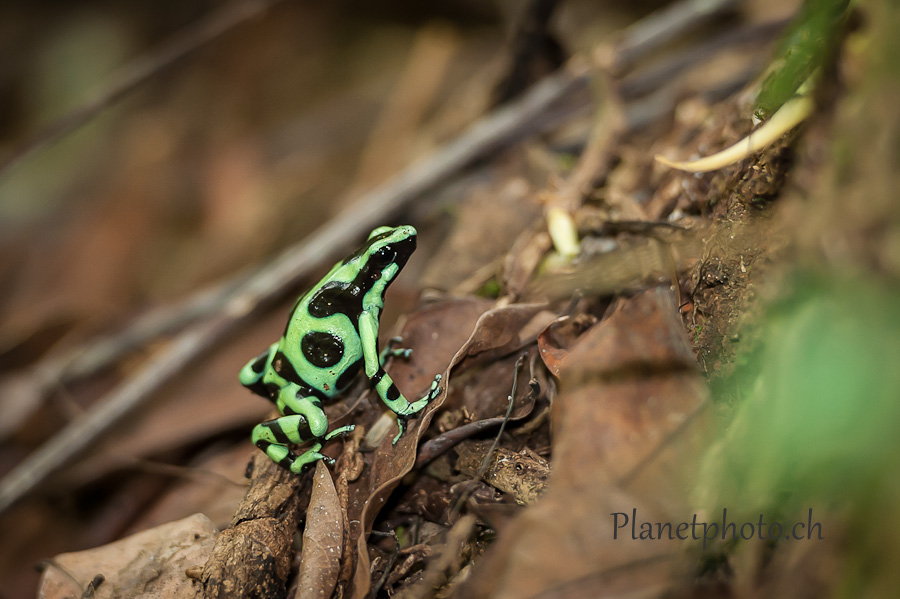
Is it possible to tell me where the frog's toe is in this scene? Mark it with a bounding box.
[426,374,443,400]
[379,337,413,364]
[405,377,442,413]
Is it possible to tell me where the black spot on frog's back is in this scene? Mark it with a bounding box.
[308,282,362,320]
[301,331,344,368]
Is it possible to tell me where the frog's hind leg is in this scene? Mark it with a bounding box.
[239,342,279,401]
[253,415,329,473]
[253,417,356,473]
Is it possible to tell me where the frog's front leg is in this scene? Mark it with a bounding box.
[379,336,412,365]
[359,311,443,443]
[252,413,354,473]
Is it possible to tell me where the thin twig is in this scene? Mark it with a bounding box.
[610,0,740,73]
[12,59,591,406]
[445,355,531,522]
[393,515,476,599]
[479,354,526,477]
[414,368,539,468]
[0,60,592,515]
[0,315,235,514]
[32,273,251,393]
[0,0,288,177]
[415,419,508,468]
[369,531,402,599]
[618,18,788,100]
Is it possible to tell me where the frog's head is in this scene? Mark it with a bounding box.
[356,224,418,287]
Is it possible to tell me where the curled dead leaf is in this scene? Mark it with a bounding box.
[295,461,343,599]
[536,313,597,376]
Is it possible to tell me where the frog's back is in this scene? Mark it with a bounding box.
[256,225,416,402]
[273,259,367,399]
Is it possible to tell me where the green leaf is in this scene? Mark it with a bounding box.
[754,0,850,119]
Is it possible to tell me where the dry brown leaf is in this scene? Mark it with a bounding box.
[415,356,541,468]
[339,296,492,596]
[295,461,343,599]
[458,287,708,599]
[536,313,597,376]
[37,512,217,599]
[440,351,530,418]
[553,287,707,493]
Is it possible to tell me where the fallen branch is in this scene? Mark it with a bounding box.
[0,60,592,514]
[201,452,303,599]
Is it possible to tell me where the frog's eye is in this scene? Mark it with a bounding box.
[371,246,396,267]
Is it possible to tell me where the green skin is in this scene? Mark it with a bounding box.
[239,225,442,473]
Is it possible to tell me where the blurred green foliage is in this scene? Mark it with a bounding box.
[754,0,850,119]
[476,277,502,298]
[697,271,900,520]
[0,12,132,220]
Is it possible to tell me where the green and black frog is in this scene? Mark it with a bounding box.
[239,225,442,473]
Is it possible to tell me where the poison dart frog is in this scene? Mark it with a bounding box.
[239,225,442,473]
